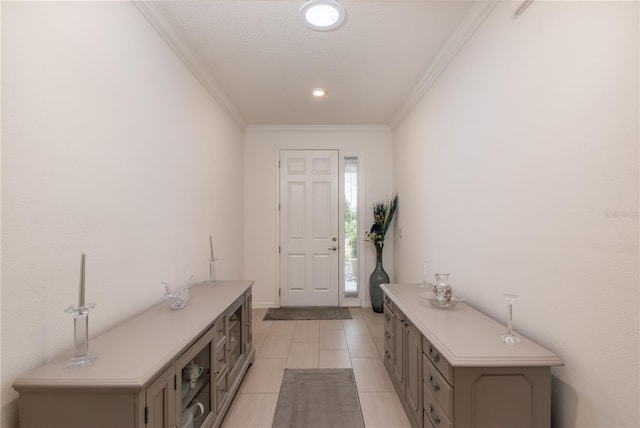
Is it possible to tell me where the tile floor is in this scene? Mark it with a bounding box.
[221,307,411,428]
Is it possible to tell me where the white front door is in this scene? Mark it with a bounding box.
[279,150,339,307]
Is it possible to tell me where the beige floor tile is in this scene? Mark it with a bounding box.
[253,319,273,330]
[365,315,385,327]
[251,308,267,322]
[220,393,278,428]
[351,358,394,392]
[319,329,347,350]
[318,349,352,368]
[346,335,379,358]
[292,320,320,342]
[319,319,344,330]
[348,307,365,319]
[258,335,292,359]
[239,358,286,393]
[343,319,370,335]
[252,323,271,351]
[358,391,411,428]
[286,342,319,368]
[268,320,296,337]
[374,339,385,358]
[362,308,385,325]
[366,322,385,342]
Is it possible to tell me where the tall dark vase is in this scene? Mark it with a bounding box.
[369,243,389,313]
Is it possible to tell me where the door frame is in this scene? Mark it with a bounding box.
[273,146,365,308]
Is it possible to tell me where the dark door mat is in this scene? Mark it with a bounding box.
[272,369,365,428]
[263,307,352,321]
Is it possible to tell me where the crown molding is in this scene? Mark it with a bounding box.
[245,125,392,133]
[390,0,499,130]
[132,1,246,130]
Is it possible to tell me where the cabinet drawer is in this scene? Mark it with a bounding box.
[383,342,393,373]
[383,294,393,309]
[383,307,394,345]
[423,384,453,428]
[423,337,454,385]
[423,354,454,418]
[214,342,226,375]
[215,372,228,413]
[214,316,225,347]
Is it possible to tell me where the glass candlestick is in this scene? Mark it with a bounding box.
[64,303,97,368]
[204,258,218,285]
[501,294,521,344]
[419,261,430,288]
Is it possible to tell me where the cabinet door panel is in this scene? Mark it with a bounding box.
[146,366,175,428]
[393,312,405,387]
[19,391,135,428]
[455,366,551,428]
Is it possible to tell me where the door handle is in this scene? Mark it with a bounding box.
[328,246,338,251]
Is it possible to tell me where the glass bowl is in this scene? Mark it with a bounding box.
[163,283,189,310]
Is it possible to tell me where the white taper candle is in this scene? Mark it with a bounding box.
[79,253,86,308]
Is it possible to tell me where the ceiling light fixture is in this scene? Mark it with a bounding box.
[312,88,326,97]
[300,0,346,32]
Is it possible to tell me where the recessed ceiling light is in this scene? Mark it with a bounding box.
[300,0,346,32]
[312,88,326,97]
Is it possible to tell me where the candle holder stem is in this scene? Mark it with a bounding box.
[204,258,218,285]
[65,304,97,368]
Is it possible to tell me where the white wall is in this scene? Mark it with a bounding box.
[1,3,244,426]
[393,2,638,427]
[244,127,393,308]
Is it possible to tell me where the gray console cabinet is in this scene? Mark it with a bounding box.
[381,283,563,428]
[14,281,254,428]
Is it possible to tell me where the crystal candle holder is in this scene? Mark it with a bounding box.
[64,303,97,368]
[419,261,430,288]
[501,294,521,344]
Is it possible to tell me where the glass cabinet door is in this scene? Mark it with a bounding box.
[176,327,215,428]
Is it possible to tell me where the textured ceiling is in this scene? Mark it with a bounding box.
[141,1,477,127]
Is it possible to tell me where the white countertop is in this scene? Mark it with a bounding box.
[14,280,253,391]
[381,283,563,367]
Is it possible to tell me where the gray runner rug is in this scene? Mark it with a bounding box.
[263,306,352,321]
[272,369,365,428]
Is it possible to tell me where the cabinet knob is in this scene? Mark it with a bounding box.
[428,345,441,362]
[428,405,441,424]
[428,374,440,392]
